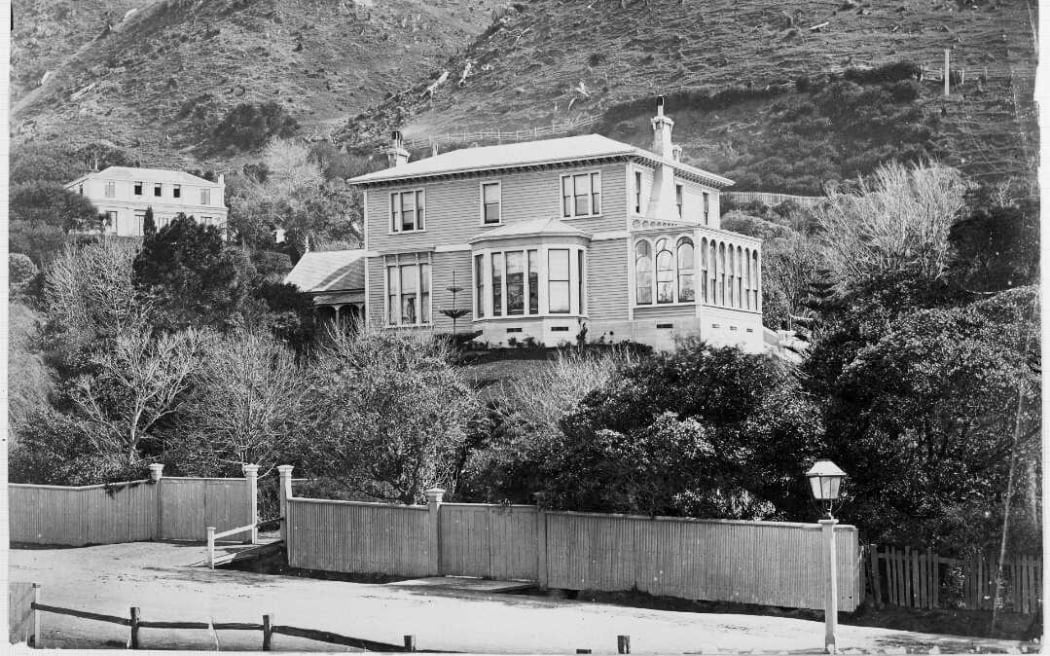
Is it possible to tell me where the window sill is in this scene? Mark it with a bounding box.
[387,229,428,235]
[561,213,603,220]
[634,300,696,308]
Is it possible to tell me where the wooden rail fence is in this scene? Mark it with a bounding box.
[20,587,443,651]
[865,545,1041,614]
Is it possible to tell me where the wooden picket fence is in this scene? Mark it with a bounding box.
[865,545,1042,614]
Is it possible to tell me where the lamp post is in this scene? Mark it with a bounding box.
[806,459,847,655]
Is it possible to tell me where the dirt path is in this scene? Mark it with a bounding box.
[9,543,1027,653]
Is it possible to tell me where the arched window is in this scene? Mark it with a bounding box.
[700,238,708,304]
[709,240,717,304]
[677,237,695,302]
[751,250,760,310]
[718,243,726,306]
[635,241,652,305]
[726,246,735,308]
[736,246,744,309]
[744,248,751,311]
[655,238,674,304]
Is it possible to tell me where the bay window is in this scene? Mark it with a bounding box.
[562,171,601,218]
[390,189,425,232]
[385,252,432,326]
[474,246,584,318]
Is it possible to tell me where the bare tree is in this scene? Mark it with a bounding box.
[44,239,144,343]
[813,162,967,292]
[178,330,307,472]
[70,326,207,463]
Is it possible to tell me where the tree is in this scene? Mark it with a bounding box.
[10,181,105,264]
[171,331,307,474]
[542,340,823,518]
[133,214,255,331]
[43,239,144,370]
[812,162,967,294]
[69,326,208,464]
[815,287,1040,551]
[143,206,157,239]
[304,331,480,504]
[459,351,625,503]
[947,200,1039,293]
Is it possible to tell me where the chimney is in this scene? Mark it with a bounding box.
[646,96,678,220]
[217,173,225,186]
[387,130,410,167]
[650,95,674,158]
[431,143,439,157]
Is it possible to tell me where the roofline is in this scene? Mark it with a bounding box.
[349,148,733,189]
[349,152,634,187]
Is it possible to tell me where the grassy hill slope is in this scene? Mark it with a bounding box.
[340,0,1037,191]
[13,0,499,169]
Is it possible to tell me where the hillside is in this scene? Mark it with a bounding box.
[11,0,1038,192]
[12,0,499,169]
[339,0,1038,191]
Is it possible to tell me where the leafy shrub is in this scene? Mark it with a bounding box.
[211,102,300,152]
[843,61,922,84]
[9,253,39,287]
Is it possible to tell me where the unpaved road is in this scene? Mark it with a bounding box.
[9,542,1027,653]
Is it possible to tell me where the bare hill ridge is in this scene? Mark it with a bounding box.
[340,0,1037,189]
[13,0,499,168]
[12,0,1038,189]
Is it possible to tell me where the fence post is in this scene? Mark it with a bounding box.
[534,493,548,589]
[129,607,141,649]
[262,614,273,651]
[207,527,216,569]
[277,465,294,544]
[242,464,260,545]
[32,583,41,648]
[617,635,631,654]
[404,635,417,652]
[149,464,164,541]
[425,488,445,576]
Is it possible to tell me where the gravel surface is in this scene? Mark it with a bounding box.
[9,542,1028,653]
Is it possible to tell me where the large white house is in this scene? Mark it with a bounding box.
[287,99,769,352]
[65,167,228,237]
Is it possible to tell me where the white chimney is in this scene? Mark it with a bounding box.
[650,95,674,158]
[387,131,410,167]
[217,173,225,186]
[671,145,683,162]
[646,96,678,220]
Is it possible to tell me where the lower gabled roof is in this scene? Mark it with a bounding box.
[284,249,366,293]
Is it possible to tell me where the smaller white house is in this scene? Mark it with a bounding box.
[65,166,228,237]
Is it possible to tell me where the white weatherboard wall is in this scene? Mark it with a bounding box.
[9,476,253,546]
[283,490,862,611]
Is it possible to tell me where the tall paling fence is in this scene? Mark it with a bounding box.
[9,466,257,546]
[864,545,1042,615]
[723,191,825,209]
[277,473,861,612]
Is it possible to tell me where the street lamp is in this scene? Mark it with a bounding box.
[805,459,847,655]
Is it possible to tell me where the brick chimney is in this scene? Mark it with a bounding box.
[387,131,409,167]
